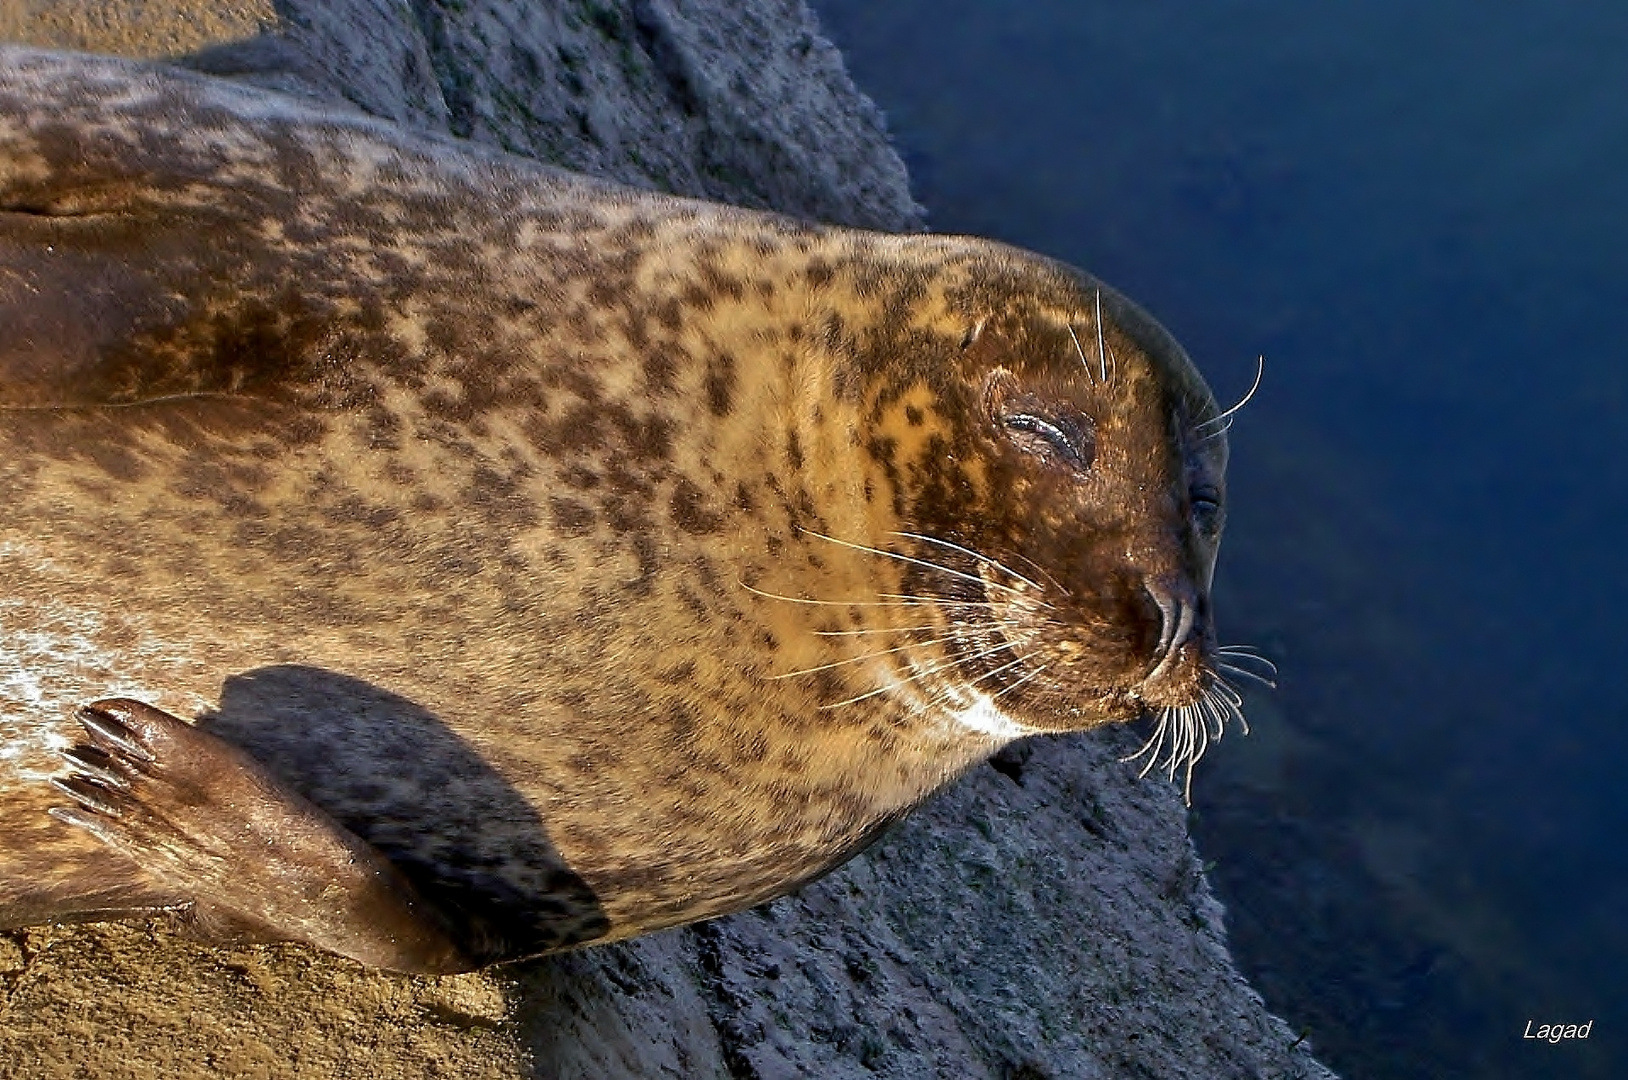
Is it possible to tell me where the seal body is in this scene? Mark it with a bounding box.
[0,47,1236,971]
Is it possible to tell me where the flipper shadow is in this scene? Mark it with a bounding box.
[199,665,608,965]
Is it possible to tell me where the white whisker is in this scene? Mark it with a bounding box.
[990,662,1050,701]
[798,527,1035,601]
[1217,661,1277,689]
[878,593,999,610]
[1208,677,1244,709]
[817,640,1012,711]
[1195,355,1264,434]
[769,632,966,681]
[740,583,944,608]
[1217,646,1278,673]
[1066,323,1097,386]
[1121,710,1170,774]
[892,531,1049,594]
[813,624,942,637]
[1093,289,1109,384]
[959,652,1031,691]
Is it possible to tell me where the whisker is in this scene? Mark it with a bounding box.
[990,662,1050,701]
[1093,289,1109,384]
[1066,323,1097,387]
[1206,677,1251,738]
[1124,666,1264,804]
[1195,355,1265,434]
[1176,709,1200,783]
[1170,704,1199,780]
[1121,710,1170,773]
[892,531,1049,594]
[798,527,1035,601]
[1155,708,1182,779]
[1216,647,1279,674]
[959,652,1032,692]
[1186,704,1212,764]
[1207,677,1244,709]
[817,640,1012,711]
[878,593,999,610]
[1229,693,1251,736]
[769,631,966,681]
[812,624,943,637]
[740,583,945,608]
[1201,690,1231,740]
[1217,661,1277,690]
[1181,719,1206,802]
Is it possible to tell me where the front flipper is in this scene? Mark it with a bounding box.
[50,698,474,974]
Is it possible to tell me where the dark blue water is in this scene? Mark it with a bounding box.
[808,4,1628,1077]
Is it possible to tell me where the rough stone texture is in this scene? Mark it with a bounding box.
[0,3,1334,1077]
[0,0,920,231]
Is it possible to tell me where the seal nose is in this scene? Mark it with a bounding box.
[1142,577,1199,684]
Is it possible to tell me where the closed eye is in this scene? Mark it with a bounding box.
[1004,413,1094,471]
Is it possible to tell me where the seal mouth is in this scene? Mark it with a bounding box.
[1120,584,1278,801]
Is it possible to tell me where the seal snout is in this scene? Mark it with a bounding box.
[1139,577,1209,699]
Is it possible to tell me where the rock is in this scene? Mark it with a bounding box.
[0,2,1334,1077]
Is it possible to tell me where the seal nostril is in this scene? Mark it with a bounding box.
[1142,578,1198,685]
[1145,580,1178,659]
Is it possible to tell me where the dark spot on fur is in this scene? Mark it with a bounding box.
[670,477,724,535]
[384,460,418,488]
[653,297,683,331]
[412,491,447,513]
[610,404,673,460]
[699,264,746,303]
[469,466,540,527]
[738,731,769,764]
[904,405,924,426]
[601,492,652,535]
[423,388,461,419]
[658,659,697,685]
[733,481,755,513]
[786,430,803,471]
[666,703,703,740]
[549,496,595,534]
[364,405,402,449]
[625,534,660,595]
[705,352,736,415]
[82,439,149,483]
[642,344,680,393]
[678,282,718,313]
[865,435,898,469]
[678,584,711,619]
[562,464,600,490]
[283,415,327,447]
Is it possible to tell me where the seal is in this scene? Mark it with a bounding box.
[0,46,1263,972]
